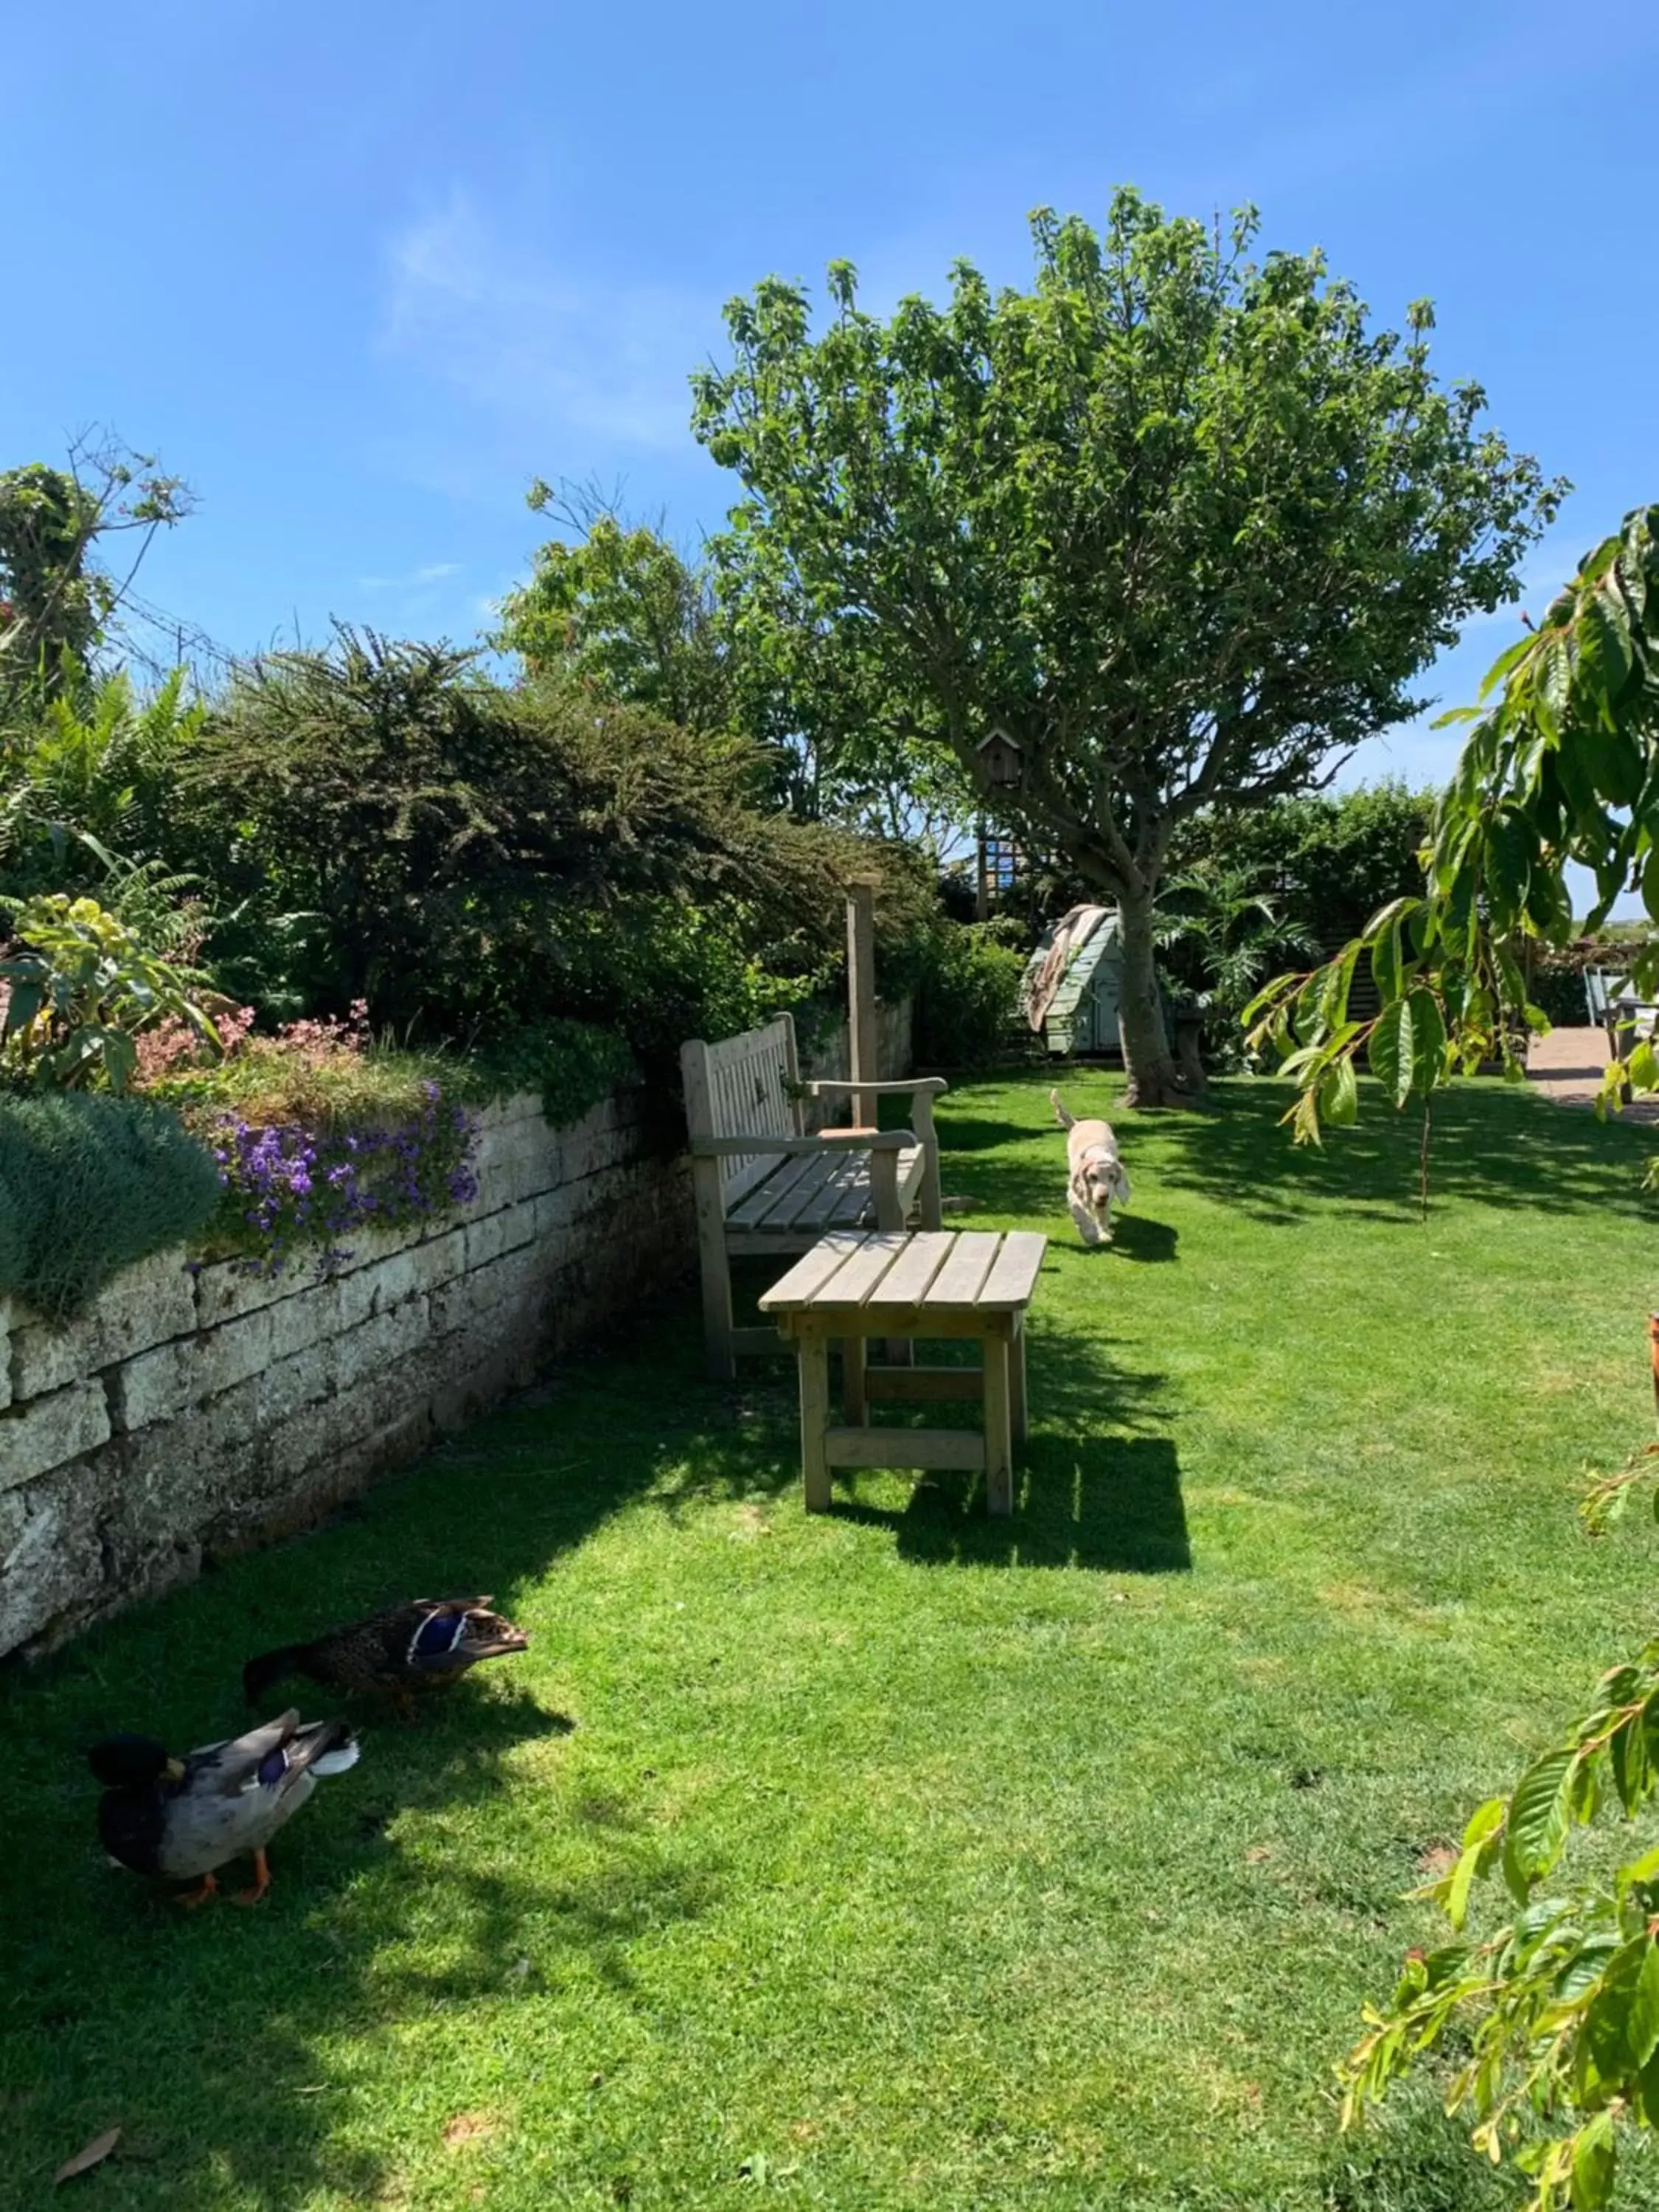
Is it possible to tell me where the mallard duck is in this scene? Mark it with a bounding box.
[89,1711,360,1905]
[242,1596,529,1718]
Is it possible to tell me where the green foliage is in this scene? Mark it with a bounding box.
[184,627,890,1055]
[692,187,1562,1104]
[462,1018,640,1131]
[0,667,204,891]
[0,440,192,710]
[1172,782,1437,956]
[1248,505,1659,1144]
[0,1089,219,1320]
[1155,860,1318,1066]
[497,486,973,848]
[1340,1545,1659,2208]
[1,894,218,1091]
[495,489,737,734]
[908,919,1026,1068]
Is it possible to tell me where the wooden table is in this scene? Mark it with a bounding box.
[759,1229,1047,1517]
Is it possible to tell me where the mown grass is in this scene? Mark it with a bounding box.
[5,1070,1659,2209]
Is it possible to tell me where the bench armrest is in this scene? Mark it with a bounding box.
[689,1130,912,1158]
[799,1077,947,1098]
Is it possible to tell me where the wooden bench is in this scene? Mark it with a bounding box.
[681,1013,945,1380]
[759,1228,1048,1516]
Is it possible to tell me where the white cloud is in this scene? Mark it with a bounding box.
[358,560,462,591]
[380,195,714,453]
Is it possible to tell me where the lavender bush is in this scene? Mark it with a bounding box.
[211,1080,480,1276]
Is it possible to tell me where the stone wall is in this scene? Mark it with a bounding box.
[0,1090,692,1658]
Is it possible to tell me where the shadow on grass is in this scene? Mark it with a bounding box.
[0,1656,720,2209]
[959,1065,1659,1228]
[840,1433,1189,1573]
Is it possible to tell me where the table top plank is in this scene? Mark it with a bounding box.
[759,1231,872,1310]
[799,1230,914,1309]
[762,1228,1048,1319]
[978,1230,1049,1310]
[872,1231,957,1307]
[921,1233,1002,1310]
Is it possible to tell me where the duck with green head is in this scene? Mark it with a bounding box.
[89,1711,360,1905]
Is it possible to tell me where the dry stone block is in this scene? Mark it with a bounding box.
[114,1306,275,1434]
[331,1295,430,1391]
[193,1259,302,1330]
[8,1248,198,1401]
[0,1447,112,1651]
[0,1380,111,1493]
[464,1201,538,1273]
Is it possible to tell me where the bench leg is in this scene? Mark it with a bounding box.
[842,1333,868,1426]
[983,1326,1014,1517]
[799,1332,832,1512]
[1010,1315,1028,1451]
[691,1155,736,1380]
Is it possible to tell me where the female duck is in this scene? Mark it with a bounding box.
[243,1596,528,1718]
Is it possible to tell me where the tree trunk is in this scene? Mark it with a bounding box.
[1116,883,1186,1108]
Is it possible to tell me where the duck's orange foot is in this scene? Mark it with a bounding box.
[232,1850,270,1907]
[174,1874,219,1908]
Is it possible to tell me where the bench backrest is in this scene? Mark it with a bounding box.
[681,1014,805,1206]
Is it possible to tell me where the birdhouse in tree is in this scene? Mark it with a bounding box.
[976,726,1024,790]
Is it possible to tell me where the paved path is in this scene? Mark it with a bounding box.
[1528,1025,1659,1121]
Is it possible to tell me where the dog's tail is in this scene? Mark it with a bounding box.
[1049,1089,1075,1130]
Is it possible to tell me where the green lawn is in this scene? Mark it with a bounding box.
[6,1071,1659,2211]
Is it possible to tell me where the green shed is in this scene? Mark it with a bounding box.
[1020,905,1126,1057]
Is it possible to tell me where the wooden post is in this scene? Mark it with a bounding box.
[975,818,989,922]
[1650,1312,1659,1427]
[847,880,879,1130]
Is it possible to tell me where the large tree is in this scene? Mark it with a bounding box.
[691,189,1562,1104]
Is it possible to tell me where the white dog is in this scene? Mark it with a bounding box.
[1051,1091,1131,1246]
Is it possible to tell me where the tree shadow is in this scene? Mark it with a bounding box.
[1144,1074,1659,1225]
[1,1658,719,2209]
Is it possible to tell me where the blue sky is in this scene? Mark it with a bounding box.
[4,0,1655,796]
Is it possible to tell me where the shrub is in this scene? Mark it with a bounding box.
[0,1091,220,1320]
[466,1018,639,1130]
[911,921,1026,1069]
[180,631,898,1046]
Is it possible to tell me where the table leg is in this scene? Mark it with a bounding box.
[799,1331,832,1512]
[842,1332,868,1426]
[983,1325,1014,1517]
[1010,1314,1028,1451]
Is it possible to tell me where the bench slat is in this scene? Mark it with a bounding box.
[792,1152,873,1231]
[728,1149,824,1226]
[758,1151,844,1231]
